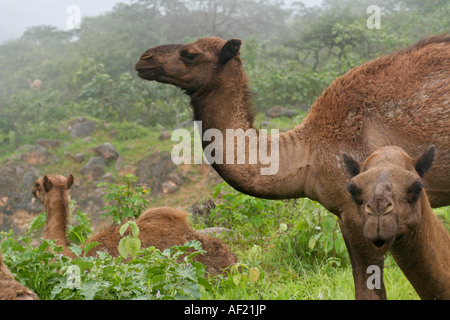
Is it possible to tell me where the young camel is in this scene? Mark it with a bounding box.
[343,146,450,300]
[32,174,236,275]
[27,78,42,92]
[135,35,450,299]
[0,252,38,300]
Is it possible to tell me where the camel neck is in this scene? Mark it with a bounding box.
[188,67,316,201]
[190,73,254,132]
[44,189,69,248]
[390,195,450,299]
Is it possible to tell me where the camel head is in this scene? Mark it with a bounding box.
[32,174,74,205]
[343,146,435,254]
[135,37,242,94]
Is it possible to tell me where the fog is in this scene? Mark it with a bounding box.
[0,0,324,44]
[0,0,124,43]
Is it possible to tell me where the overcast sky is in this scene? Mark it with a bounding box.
[0,0,323,44]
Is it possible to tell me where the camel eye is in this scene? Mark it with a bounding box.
[347,183,363,206]
[180,51,198,61]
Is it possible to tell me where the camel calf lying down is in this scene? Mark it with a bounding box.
[0,252,38,300]
[344,146,450,300]
[32,174,236,275]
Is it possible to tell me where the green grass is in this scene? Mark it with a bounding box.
[202,248,418,300]
[1,116,447,300]
[190,187,429,300]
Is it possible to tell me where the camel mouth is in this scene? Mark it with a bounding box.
[373,239,386,248]
[371,238,391,253]
[136,68,159,80]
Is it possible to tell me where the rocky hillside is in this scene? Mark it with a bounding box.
[0,116,224,235]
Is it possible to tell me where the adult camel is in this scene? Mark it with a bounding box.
[135,35,449,299]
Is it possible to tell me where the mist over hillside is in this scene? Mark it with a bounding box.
[0,0,448,232]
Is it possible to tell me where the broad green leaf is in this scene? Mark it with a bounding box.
[28,212,46,233]
[125,237,141,258]
[321,216,336,233]
[308,237,317,250]
[118,238,128,258]
[83,241,101,254]
[69,244,82,257]
[80,280,102,300]
[249,267,260,284]
[233,274,242,286]
[119,222,129,236]
[294,220,308,232]
[131,222,140,237]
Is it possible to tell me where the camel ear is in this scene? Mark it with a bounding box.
[43,175,52,192]
[414,145,435,177]
[219,39,242,64]
[66,174,74,189]
[343,153,361,177]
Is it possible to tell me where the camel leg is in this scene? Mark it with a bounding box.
[339,213,387,300]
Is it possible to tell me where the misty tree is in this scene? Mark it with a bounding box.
[136,0,289,40]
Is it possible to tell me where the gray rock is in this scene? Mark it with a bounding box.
[68,119,96,138]
[265,106,297,118]
[161,180,178,194]
[81,157,106,181]
[20,145,51,166]
[158,131,171,141]
[35,138,61,149]
[73,153,86,163]
[93,142,119,163]
[136,151,178,194]
[197,227,233,236]
[21,168,40,189]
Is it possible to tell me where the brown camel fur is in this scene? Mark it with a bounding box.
[343,146,450,300]
[32,174,236,275]
[27,78,42,92]
[0,252,38,300]
[135,35,450,299]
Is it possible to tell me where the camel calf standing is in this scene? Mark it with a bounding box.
[32,174,236,275]
[344,146,450,299]
[0,252,38,300]
[27,78,42,92]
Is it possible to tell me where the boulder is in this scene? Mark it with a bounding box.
[73,153,86,163]
[35,138,61,149]
[20,145,51,166]
[265,106,297,118]
[136,151,180,194]
[197,227,233,236]
[161,180,178,194]
[81,157,106,181]
[158,131,171,141]
[93,142,119,163]
[68,118,96,138]
[21,168,40,189]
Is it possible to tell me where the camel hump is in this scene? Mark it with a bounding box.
[137,207,190,226]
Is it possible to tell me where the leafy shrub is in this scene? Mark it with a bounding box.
[1,230,210,300]
[207,182,348,267]
[98,174,150,225]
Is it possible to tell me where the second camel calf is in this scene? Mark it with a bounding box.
[32,174,236,275]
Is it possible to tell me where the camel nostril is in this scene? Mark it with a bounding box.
[383,202,394,215]
[365,203,374,215]
[141,53,153,61]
